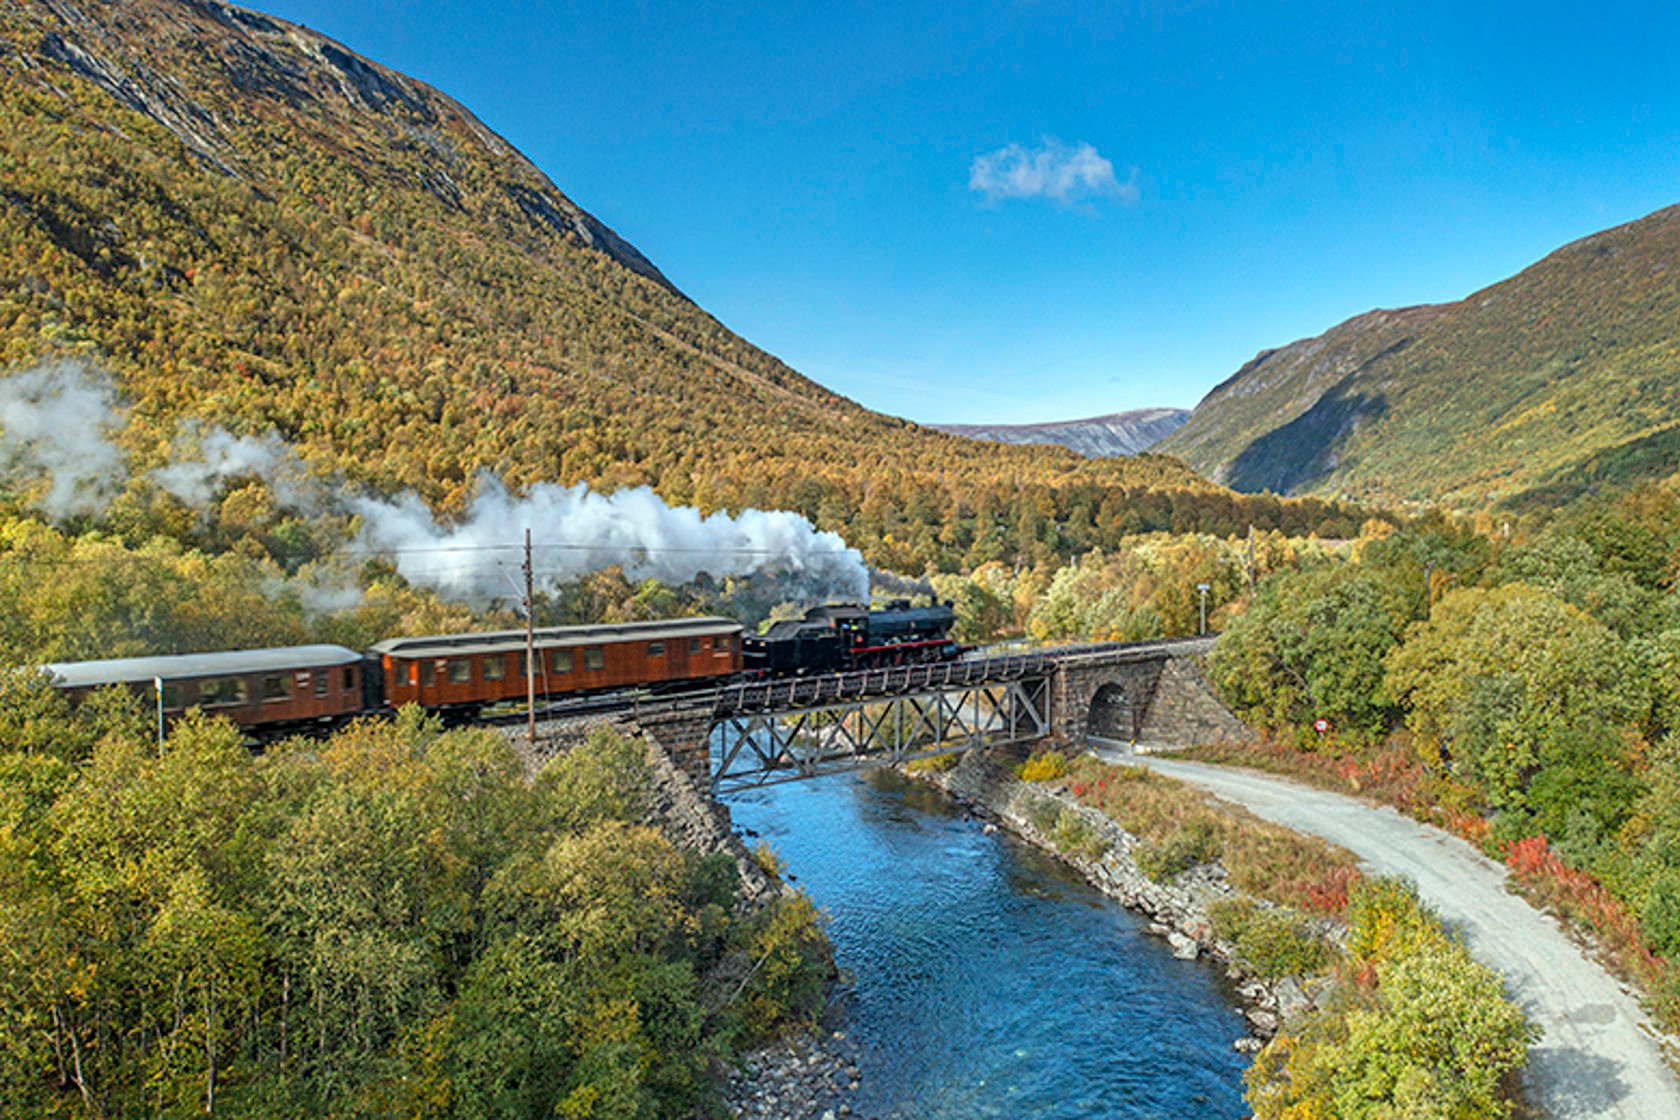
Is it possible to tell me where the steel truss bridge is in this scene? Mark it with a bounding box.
[707,658,1053,794]
[599,638,1206,795]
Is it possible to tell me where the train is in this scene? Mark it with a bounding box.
[41,600,962,736]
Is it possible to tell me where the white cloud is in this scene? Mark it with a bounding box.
[968,138,1138,206]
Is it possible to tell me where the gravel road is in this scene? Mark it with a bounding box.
[1092,749,1680,1120]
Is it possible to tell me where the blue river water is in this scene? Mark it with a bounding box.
[726,770,1250,1119]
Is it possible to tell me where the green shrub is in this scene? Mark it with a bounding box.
[1641,872,1680,957]
[1210,899,1334,979]
[1023,794,1062,835]
[905,752,959,775]
[750,841,785,877]
[1248,876,1536,1120]
[1344,875,1438,962]
[1134,818,1223,882]
[1050,806,1110,860]
[731,893,833,1045]
[1018,750,1070,782]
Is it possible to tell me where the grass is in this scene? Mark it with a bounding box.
[1048,805,1111,860]
[1210,898,1335,979]
[903,752,959,775]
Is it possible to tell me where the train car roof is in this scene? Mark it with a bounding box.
[369,617,743,659]
[44,645,364,689]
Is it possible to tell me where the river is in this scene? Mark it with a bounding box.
[726,769,1250,1119]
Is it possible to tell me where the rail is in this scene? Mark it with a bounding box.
[506,634,1212,727]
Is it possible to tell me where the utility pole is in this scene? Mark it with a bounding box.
[524,528,536,745]
[1197,582,1211,635]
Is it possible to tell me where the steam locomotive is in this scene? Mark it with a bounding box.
[42,601,962,735]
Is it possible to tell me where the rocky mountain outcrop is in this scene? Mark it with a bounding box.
[18,0,677,291]
[934,406,1189,457]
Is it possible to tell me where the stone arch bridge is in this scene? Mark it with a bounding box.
[603,636,1249,795]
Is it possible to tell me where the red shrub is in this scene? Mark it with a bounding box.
[1304,865,1362,914]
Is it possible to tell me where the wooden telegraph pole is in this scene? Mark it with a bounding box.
[524,528,536,744]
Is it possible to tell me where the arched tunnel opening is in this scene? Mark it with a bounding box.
[1086,681,1137,743]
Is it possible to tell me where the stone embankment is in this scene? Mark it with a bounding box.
[911,748,1328,1050]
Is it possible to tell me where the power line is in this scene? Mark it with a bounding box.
[338,542,859,557]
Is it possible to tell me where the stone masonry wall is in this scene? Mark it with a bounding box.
[1135,654,1253,748]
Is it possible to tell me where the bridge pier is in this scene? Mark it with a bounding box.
[635,707,716,789]
[1047,637,1248,751]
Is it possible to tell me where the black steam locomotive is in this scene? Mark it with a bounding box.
[742,600,963,675]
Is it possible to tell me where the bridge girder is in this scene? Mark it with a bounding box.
[710,676,1050,794]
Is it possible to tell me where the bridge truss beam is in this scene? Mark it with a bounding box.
[710,676,1050,795]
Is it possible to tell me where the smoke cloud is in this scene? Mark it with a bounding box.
[152,425,314,509]
[0,362,869,609]
[348,476,868,607]
[0,361,127,518]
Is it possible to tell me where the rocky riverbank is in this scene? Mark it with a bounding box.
[907,747,1331,1052]
[722,1029,866,1120]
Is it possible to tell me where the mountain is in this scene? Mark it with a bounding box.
[1159,204,1680,507]
[931,408,1189,458]
[0,1,1366,571]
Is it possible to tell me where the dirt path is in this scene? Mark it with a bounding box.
[1092,749,1680,1120]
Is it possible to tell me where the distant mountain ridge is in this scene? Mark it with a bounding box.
[1159,204,1680,507]
[933,408,1189,457]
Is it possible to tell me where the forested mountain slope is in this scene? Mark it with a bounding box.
[0,0,1360,574]
[1160,204,1680,507]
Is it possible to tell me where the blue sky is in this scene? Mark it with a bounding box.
[261,1,1680,425]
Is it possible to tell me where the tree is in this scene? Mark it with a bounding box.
[1385,584,1646,825]
[1209,566,1407,746]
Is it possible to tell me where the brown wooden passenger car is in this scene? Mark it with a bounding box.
[370,617,743,711]
[44,645,366,732]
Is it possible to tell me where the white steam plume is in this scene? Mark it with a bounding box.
[349,476,869,607]
[0,361,127,518]
[0,364,870,610]
[151,425,313,509]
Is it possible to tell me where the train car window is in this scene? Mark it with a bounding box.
[314,671,328,698]
[421,661,436,688]
[344,667,355,690]
[551,649,573,673]
[647,641,665,657]
[447,659,472,684]
[261,675,290,702]
[689,638,702,655]
[716,636,734,653]
[483,656,506,681]
[162,682,186,710]
[584,647,605,671]
[202,678,248,706]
